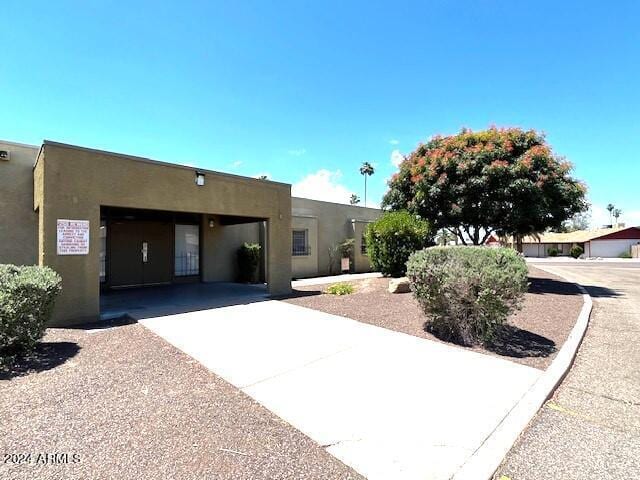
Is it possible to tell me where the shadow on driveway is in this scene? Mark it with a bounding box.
[100,282,271,320]
[528,275,620,298]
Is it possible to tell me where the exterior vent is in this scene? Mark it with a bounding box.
[0,150,9,161]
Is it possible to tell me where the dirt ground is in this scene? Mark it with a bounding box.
[0,322,363,480]
[284,266,584,370]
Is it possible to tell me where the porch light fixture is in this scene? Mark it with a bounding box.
[195,171,205,186]
[209,219,215,228]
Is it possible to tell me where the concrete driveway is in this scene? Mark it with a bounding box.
[140,299,541,480]
[496,262,640,480]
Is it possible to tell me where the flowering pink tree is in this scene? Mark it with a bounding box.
[383,127,587,246]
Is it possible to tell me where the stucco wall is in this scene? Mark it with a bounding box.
[523,242,573,257]
[36,142,291,326]
[589,239,640,258]
[0,141,39,265]
[291,215,318,278]
[291,197,380,276]
[201,216,261,282]
[351,220,373,272]
[522,243,542,257]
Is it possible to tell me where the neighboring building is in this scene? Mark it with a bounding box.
[484,233,501,247]
[0,139,380,326]
[291,197,379,278]
[519,226,640,258]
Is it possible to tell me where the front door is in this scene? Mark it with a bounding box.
[109,220,172,287]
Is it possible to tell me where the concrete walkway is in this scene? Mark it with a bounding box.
[496,263,640,480]
[140,300,541,480]
[292,272,382,287]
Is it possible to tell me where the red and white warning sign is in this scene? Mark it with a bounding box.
[57,219,90,255]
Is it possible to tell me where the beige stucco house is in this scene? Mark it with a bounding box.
[0,139,380,326]
[518,227,640,258]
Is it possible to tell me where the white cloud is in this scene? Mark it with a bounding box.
[590,203,640,228]
[389,139,399,145]
[390,149,404,168]
[292,169,354,204]
[288,148,307,156]
[231,160,243,168]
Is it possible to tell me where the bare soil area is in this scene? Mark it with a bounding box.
[0,322,363,480]
[284,266,583,370]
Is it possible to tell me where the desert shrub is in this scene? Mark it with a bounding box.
[237,243,261,282]
[325,282,354,295]
[339,238,355,258]
[570,245,584,259]
[619,251,632,259]
[0,265,62,363]
[364,211,431,277]
[406,246,528,345]
[338,238,355,272]
[547,247,559,257]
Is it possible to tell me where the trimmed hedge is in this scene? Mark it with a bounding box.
[406,246,528,345]
[364,211,431,277]
[0,265,62,361]
[570,245,583,259]
[237,243,261,283]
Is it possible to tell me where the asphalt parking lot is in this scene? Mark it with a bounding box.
[495,262,640,480]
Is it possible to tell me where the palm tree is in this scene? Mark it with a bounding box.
[349,194,360,205]
[359,162,375,207]
[607,203,615,226]
[613,208,622,226]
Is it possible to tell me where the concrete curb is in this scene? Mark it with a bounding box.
[451,266,593,480]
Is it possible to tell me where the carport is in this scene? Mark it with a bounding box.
[101,282,269,320]
[34,141,292,326]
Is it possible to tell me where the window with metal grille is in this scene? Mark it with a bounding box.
[175,224,200,276]
[361,234,367,255]
[292,229,310,256]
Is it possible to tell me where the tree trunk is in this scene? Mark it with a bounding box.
[515,235,523,253]
[364,176,367,207]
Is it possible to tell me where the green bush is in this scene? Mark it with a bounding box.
[570,245,584,259]
[325,282,354,295]
[339,238,355,258]
[619,251,632,259]
[547,247,559,257]
[338,238,355,272]
[0,265,62,362]
[406,246,528,345]
[364,211,432,277]
[237,243,261,283]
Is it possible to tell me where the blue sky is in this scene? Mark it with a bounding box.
[2,1,639,226]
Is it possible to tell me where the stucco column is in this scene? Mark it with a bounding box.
[41,204,101,326]
[266,212,292,295]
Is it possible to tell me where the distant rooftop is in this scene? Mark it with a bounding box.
[521,225,638,244]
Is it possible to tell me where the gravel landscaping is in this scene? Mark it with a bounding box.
[0,265,582,479]
[0,322,363,480]
[284,266,583,370]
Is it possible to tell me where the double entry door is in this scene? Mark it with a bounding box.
[109,220,173,287]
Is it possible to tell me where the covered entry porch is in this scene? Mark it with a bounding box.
[99,205,270,319]
[35,141,292,326]
[100,206,268,289]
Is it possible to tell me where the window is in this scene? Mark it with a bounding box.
[361,234,367,255]
[292,229,310,256]
[175,224,200,276]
